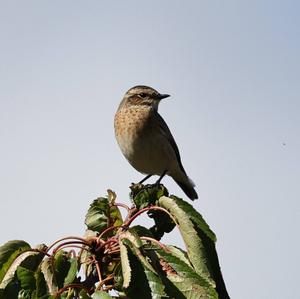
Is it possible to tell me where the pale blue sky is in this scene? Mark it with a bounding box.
[0,1,299,298]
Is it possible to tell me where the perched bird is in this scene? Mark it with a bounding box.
[114,85,198,200]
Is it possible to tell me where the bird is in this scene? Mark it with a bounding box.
[114,85,198,200]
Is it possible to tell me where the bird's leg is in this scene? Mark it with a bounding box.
[138,174,153,184]
[155,170,168,185]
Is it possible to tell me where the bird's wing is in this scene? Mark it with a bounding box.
[153,112,187,175]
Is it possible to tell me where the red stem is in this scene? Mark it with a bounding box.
[47,236,88,253]
[52,241,87,254]
[97,225,121,241]
[94,259,102,283]
[125,206,177,227]
[54,245,90,254]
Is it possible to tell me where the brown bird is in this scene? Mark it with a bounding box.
[114,85,198,200]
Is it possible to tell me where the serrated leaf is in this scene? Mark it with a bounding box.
[158,196,214,282]
[119,228,146,288]
[40,257,58,295]
[0,240,31,288]
[159,196,230,298]
[119,237,131,289]
[91,290,113,298]
[164,246,192,267]
[85,197,123,234]
[170,195,216,241]
[120,230,166,299]
[156,248,218,299]
[123,242,164,299]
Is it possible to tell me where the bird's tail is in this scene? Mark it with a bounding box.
[174,176,198,200]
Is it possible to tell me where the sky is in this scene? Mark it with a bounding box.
[0,1,299,298]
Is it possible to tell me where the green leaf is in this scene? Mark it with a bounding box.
[91,290,113,298]
[54,250,76,288]
[34,269,49,299]
[119,237,131,289]
[16,266,35,291]
[40,256,58,295]
[85,196,123,234]
[158,196,215,283]
[159,196,230,298]
[85,197,109,232]
[64,257,78,285]
[170,195,216,241]
[120,230,166,299]
[164,246,191,267]
[131,184,168,209]
[20,244,47,272]
[0,240,31,288]
[130,225,154,238]
[155,248,218,299]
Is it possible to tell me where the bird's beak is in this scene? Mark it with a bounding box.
[157,94,170,100]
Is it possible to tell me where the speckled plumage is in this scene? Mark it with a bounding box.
[114,85,198,200]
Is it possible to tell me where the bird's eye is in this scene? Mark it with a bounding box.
[139,93,147,98]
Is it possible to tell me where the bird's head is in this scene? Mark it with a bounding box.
[119,85,170,111]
